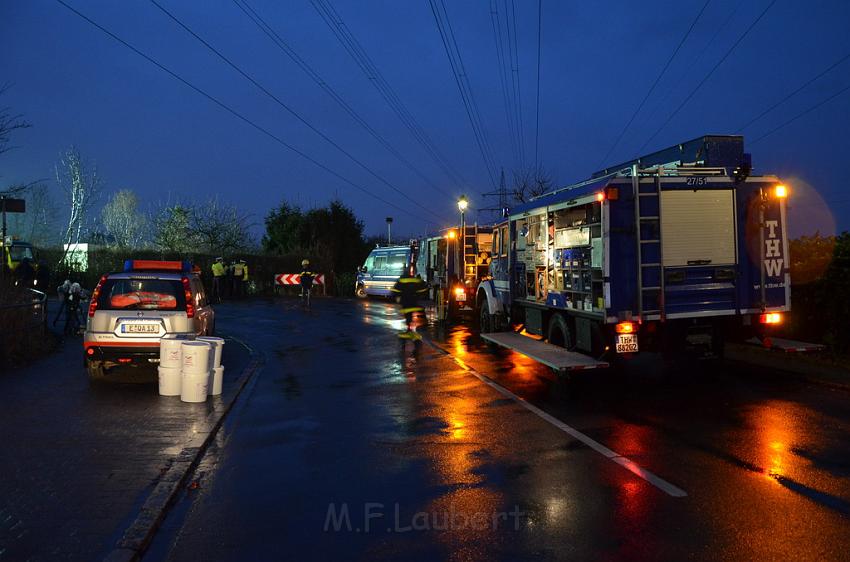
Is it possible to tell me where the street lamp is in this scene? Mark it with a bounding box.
[457,195,468,281]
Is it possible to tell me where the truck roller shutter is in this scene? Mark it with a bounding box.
[661,189,736,266]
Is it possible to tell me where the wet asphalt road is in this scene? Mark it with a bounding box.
[146,298,850,561]
[0,325,250,560]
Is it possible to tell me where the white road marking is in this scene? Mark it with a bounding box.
[426,342,688,498]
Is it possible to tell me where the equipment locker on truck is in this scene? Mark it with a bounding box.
[475,135,803,370]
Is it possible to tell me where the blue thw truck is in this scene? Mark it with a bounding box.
[475,136,792,370]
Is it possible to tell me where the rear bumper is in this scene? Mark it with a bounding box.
[84,336,167,365]
[86,345,160,364]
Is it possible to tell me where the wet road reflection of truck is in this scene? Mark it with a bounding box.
[475,136,793,363]
[355,245,413,298]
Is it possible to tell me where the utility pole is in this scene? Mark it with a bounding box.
[480,168,510,218]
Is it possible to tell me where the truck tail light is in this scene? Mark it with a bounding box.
[182,276,194,318]
[759,312,782,325]
[454,286,465,298]
[88,274,108,317]
[616,321,636,334]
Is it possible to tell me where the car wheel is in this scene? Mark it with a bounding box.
[355,285,367,298]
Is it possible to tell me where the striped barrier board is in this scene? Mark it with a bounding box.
[275,273,325,286]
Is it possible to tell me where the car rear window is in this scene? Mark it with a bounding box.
[97,278,186,311]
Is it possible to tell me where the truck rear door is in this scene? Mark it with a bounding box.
[654,178,739,318]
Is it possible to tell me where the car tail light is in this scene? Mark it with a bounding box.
[118,358,132,364]
[88,274,108,317]
[616,321,636,334]
[759,312,782,325]
[182,276,194,318]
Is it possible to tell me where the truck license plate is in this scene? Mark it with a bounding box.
[122,324,159,334]
[616,334,638,353]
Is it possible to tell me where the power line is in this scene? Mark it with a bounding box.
[638,0,777,153]
[598,0,711,167]
[52,0,430,223]
[231,0,454,200]
[505,0,525,168]
[736,50,850,133]
[428,0,499,192]
[636,0,744,136]
[534,0,542,167]
[432,0,500,189]
[310,0,468,189]
[489,0,520,169]
[148,0,448,224]
[750,82,850,145]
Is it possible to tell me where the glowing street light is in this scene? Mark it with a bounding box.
[457,195,469,212]
[457,195,468,281]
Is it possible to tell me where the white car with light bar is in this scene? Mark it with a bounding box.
[83,260,214,380]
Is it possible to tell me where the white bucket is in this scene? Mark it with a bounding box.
[181,370,209,403]
[158,366,182,396]
[181,341,211,374]
[197,336,225,368]
[160,335,189,369]
[208,365,224,396]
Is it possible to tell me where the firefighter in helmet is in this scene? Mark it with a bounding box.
[391,268,427,339]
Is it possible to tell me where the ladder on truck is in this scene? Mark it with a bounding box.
[632,165,665,321]
[462,224,479,283]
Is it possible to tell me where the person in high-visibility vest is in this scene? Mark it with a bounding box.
[211,257,225,303]
[299,259,315,307]
[232,260,244,298]
[241,260,249,296]
[391,271,427,339]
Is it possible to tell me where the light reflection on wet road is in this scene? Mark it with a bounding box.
[150,298,850,561]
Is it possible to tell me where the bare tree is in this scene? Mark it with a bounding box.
[0,83,30,158]
[102,189,146,249]
[55,147,101,260]
[151,202,195,254]
[189,197,254,255]
[511,164,555,204]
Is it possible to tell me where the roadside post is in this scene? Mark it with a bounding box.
[0,196,26,285]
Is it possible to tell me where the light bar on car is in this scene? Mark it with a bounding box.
[124,260,190,272]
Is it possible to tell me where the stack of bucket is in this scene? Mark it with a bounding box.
[157,334,225,402]
[198,336,225,395]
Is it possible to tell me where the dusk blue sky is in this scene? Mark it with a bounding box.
[2,0,849,238]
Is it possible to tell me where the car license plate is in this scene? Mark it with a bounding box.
[616,334,638,353]
[122,324,159,334]
[455,291,466,302]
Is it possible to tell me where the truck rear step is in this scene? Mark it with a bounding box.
[746,337,826,353]
[481,332,609,371]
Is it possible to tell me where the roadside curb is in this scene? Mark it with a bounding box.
[725,342,850,392]
[102,337,264,562]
